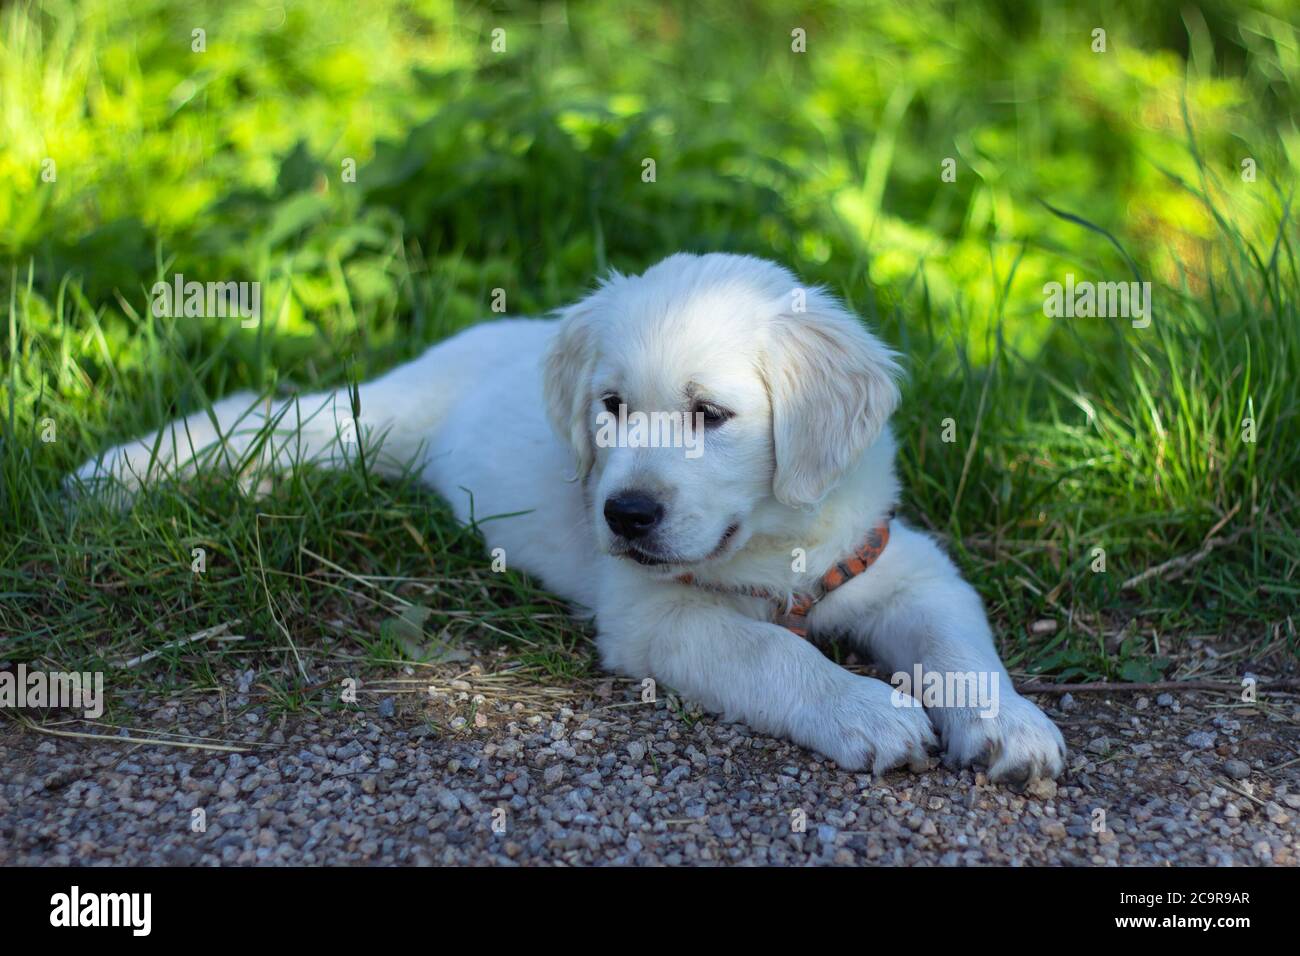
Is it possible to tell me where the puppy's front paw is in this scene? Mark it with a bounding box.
[936,692,1066,785]
[796,675,937,774]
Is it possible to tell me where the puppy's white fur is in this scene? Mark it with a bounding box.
[71,252,1066,782]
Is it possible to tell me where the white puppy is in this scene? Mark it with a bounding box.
[72,253,1066,782]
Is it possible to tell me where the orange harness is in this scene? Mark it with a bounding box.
[677,516,893,637]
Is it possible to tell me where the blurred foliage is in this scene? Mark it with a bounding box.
[3,0,1297,374]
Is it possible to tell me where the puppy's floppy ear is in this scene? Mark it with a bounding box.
[542,297,600,479]
[764,291,903,507]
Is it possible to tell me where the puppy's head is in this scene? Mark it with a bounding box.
[543,253,901,571]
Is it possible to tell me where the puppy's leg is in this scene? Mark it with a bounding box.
[67,347,453,504]
[822,524,1066,784]
[595,563,935,773]
[68,389,373,504]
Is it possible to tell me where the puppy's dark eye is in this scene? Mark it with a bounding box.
[602,394,623,415]
[693,401,732,426]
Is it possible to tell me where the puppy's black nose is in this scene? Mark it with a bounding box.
[604,492,664,540]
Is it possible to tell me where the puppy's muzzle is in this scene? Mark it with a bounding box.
[603,491,664,540]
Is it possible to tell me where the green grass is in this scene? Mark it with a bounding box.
[1,0,1297,701]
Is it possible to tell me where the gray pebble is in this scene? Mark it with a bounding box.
[1223,759,1251,781]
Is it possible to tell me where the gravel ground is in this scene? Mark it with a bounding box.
[3,669,1298,866]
